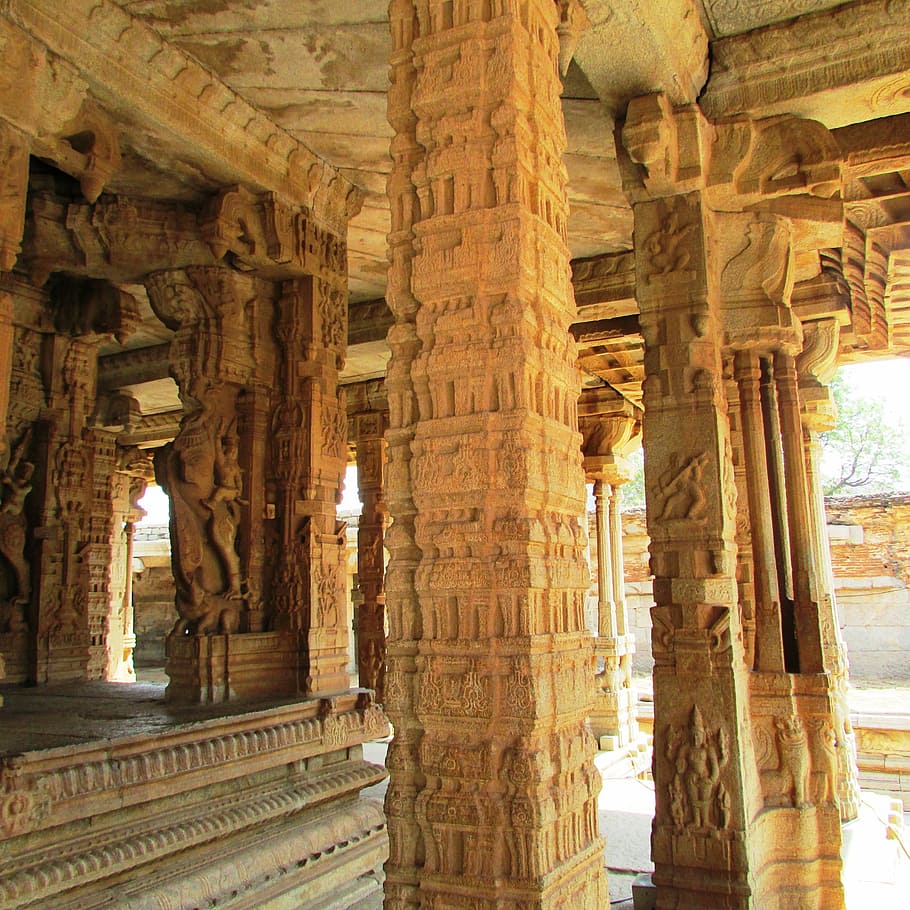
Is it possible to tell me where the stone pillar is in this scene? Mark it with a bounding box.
[271,275,350,695]
[353,410,387,701]
[622,93,848,909]
[383,2,606,907]
[622,130,761,910]
[146,266,267,701]
[580,387,641,751]
[732,350,785,673]
[797,319,861,821]
[593,481,616,637]
[85,428,119,679]
[0,307,44,685]
[0,122,30,696]
[31,334,99,683]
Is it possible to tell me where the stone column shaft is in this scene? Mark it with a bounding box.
[593,480,616,638]
[760,356,799,670]
[775,351,825,673]
[354,413,387,701]
[734,350,785,672]
[383,2,606,906]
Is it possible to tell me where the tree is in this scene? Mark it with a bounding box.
[821,371,910,496]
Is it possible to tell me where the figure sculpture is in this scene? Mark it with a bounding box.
[0,429,34,629]
[156,405,246,636]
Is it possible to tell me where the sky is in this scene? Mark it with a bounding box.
[137,358,910,524]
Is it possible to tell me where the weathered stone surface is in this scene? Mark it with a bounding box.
[1,1,910,907]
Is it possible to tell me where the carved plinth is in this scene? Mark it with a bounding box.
[165,631,301,704]
[0,693,390,909]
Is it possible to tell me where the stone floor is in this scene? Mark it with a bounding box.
[1,669,908,908]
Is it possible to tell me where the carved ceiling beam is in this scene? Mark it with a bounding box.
[701,0,910,127]
[790,270,852,327]
[201,185,354,279]
[97,343,171,392]
[348,297,394,347]
[571,251,636,319]
[115,408,181,449]
[835,113,910,180]
[23,189,217,285]
[571,0,708,114]
[2,0,362,235]
[570,313,641,345]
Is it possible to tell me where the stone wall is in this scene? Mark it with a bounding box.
[609,494,910,681]
[825,495,910,680]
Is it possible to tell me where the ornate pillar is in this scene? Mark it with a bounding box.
[0,122,31,696]
[622,101,762,909]
[31,333,99,683]
[0,307,44,685]
[622,92,848,909]
[383,2,606,907]
[580,387,641,750]
[797,318,861,821]
[85,427,119,679]
[147,266,263,701]
[270,275,350,695]
[353,410,388,701]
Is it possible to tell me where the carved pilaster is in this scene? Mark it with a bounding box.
[384,3,606,907]
[28,330,99,683]
[354,410,387,702]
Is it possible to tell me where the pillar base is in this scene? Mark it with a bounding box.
[165,630,301,703]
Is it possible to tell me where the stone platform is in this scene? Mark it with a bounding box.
[0,678,389,910]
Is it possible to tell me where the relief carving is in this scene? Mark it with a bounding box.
[665,706,730,830]
[642,210,694,283]
[156,402,246,635]
[0,429,34,631]
[653,451,709,522]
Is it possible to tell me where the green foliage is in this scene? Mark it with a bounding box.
[620,448,646,511]
[821,371,910,496]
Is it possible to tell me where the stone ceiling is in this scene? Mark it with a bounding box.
[68,1,910,425]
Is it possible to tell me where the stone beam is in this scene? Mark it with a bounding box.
[571,313,641,345]
[97,344,171,392]
[348,297,394,346]
[2,0,361,234]
[116,409,181,449]
[571,250,636,319]
[835,113,910,179]
[701,0,910,127]
[571,0,708,114]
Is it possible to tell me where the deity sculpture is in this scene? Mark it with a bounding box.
[156,402,247,635]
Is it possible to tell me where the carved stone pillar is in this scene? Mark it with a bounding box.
[622,173,760,910]
[384,2,606,906]
[622,92,847,909]
[0,308,44,685]
[85,428,118,679]
[580,387,641,750]
[147,266,265,701]
[0,120,30,275]
[797,319,861,821]
[31,334,99,683]
[353,410,387,701]
[270,275,350,695]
